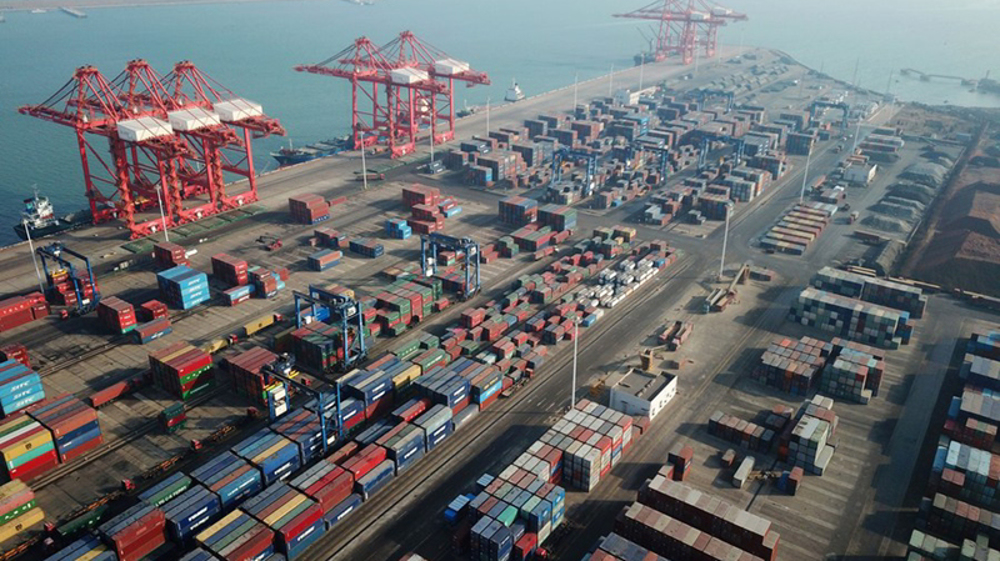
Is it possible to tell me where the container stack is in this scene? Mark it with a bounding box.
[932,437,1000,511]
[161,483,223,542]
[96,297,137,335]
[228,347,279,407]
[288,194,330,225]
[153,242,189,269]
[190,451,264,510]
[241,482,326,559]
[289,458,355,519]
[26,395,102,464]
[349,238,385,259]
[45,534,115,561]
[469,471,565,560]
[412,404,454,451]
[0,360,45,416]
[0,480,43,541]
[498,196,539,226]
[148,342,214,401]
[637,474,780,560]
[342,367,396,420]
[811,267,927,319]
[614,502,769,561]
[537,204,577,232]
[159,402,186,433]
[402,184,441,208]
[157,265,211,310]
[45,268,98,308]
[0,345,29,370]
[233,429,302,486]
[780,395,838,476]
[133,317,173,344]
[385,218,412,240]
[789,287,911,349]
[378,423,426,474]
[222,283,255,307]
[97,503,167,561]
[272,408,331,464]
[210,253,249,287]
[195,510,274,561]
[0,414,58,481]
[308,249,343,272]
[0,293,48,333]
[138,300,168,323]
[138,472,192,508]
[819,339,886,404]
[314,228,346,249]
[707,411,780,453]
[752,336,831,395]
[586,534,662,561]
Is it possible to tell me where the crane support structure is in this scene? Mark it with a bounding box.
[551,148,599,187]
[262,355,342,444]
[36,242,101,315]
[296,31,489,158]
[421,234,481,300]
[294,286,367,372]
[698,133,745,170]
[20,61,283,239]
[692,88,735,112]
[809,100,850,131]
[615,0,747,66]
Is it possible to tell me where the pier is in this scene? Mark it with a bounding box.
[900,67,977,86]
[59,6,86,17]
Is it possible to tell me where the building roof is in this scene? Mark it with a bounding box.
[612,368,675,401]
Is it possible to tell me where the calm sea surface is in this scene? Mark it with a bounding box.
[0,0,997,245]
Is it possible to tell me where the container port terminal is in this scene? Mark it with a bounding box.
[0,3,999,558]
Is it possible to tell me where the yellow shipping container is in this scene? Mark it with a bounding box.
[201,338,229,355]
[79,542,112,561]
[244,314,276,337]
[0,507,44,544]
[263,494,304,527]
[197,510,242,542]
[252,439,290,465]
[391,364,422,390]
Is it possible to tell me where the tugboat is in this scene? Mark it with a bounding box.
[270,136,353,167]
[12,188,91,241]
[505,79,525,103]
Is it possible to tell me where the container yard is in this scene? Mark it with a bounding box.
[0,0,995,557]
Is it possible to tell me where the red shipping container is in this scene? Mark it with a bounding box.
[227,525,274,561]
[327,442,359,465]
[341,444,387,480]
[11,449,59,481]
[279,503,324,546]
[303,466,354,513]
[59,435,104,463]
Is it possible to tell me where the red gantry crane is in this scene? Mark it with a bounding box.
[20,64,188,238]
[615,0,747,66]
[20,61,283,239]
[296,31,489,159]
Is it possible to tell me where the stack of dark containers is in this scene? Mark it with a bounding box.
[0,344,30,369]
[96,296,137,335]
[138,300,168,323]
[751,336,831,395]
[97,502,167,561]
[708,407,792,454]
[227,346,279,407]
[288,194,331,225]
[153,242,189,269]
[348,238,384,259]
[308,249,342,272]
[313,227,346,249]
[211,253,249,286]
[537,204,577,232]
[249,265,286,299]
[45,266,98,308]
[904,330,1000,559]
[159,402,186,433]
[239,482,326,559]
[148,342,214,401]
[26,394,103,463]
[402,184,445,235]
[498,196,538,226]
[0,293,48,333]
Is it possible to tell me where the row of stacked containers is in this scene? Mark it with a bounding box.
[41,230,668,560]
[760,202,836,256]
[0,394,104,483]
[0,292,48,333]
[752,335,885,403]
[906,331,1000,559]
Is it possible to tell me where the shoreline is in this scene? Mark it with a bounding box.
[1,0,312,11]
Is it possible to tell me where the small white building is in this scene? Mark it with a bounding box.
[609,368,677,420]
[614,86,657,107]
[843,163,878,187]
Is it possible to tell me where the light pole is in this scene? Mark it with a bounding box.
[573,73,579,110]
[155,185,169,242]
[360,132,369,191]
[799,148,812,203]
[608,64,614,97]
[23,219,45,294]
[852,119,862,153]
[571,317,580,409]
[429,127,435,164]
[486,97,490,134]
[639,57,645,91]
[719,203,731,279]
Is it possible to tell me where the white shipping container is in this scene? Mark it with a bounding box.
[167,107,221,131]
[434,58,470,75]
[117,117,173,142]
[215,98,264,121]
[391,68,429,85]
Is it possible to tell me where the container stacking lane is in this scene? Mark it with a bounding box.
[295,252,695,561]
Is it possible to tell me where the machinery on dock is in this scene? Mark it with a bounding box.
[36,242,100,317]
[421,233,481,300]
[294,285,367,371]
[809,100,851,131]
[698,132,746,170]
[296,31,490,158]
[691,88,735,113]
[257,234,282,251]
[615,0,747,66]
[262,354,341,443]
[551,147,599,188]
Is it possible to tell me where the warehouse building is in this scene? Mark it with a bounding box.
[609,368,677,420]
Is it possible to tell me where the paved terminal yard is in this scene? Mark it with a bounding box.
[0,43,990,561]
